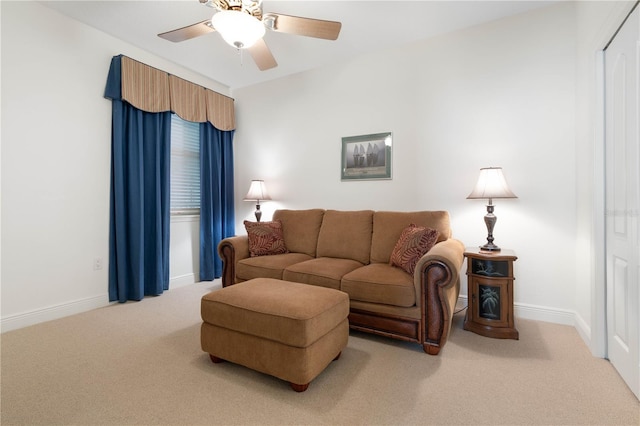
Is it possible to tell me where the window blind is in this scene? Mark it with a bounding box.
[171,114,200,214]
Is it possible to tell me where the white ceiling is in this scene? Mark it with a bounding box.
[41,0,556,90]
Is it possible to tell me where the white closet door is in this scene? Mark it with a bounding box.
[605,4,640,400]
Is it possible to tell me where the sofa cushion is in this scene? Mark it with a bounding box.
[389,224,439,275]
[237,253,313,281]
[316,210,374,264]
[273,209,325,257]
[370,211,451,264]
[283,257,364,290]
[341,263,416,308]
[244,220,288,257]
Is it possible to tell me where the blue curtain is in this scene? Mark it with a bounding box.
[105,56,171,302]
[200,122,235,280]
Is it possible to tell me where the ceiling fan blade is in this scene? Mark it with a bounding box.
[264,13,341,40]
[158,20,215,43]
[248,38,278,71]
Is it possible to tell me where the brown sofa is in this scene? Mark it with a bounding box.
[218,209,465,355]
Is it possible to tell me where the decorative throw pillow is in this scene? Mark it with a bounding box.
[244,220,288,257]
[389,224,439,275]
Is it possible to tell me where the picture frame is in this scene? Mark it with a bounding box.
[341,132,392,181]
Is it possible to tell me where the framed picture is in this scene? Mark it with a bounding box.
[341,132,392,180]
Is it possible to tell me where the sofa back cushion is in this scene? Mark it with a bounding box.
[370,211,451,264]
[316,210,374,264]
[273,209,325,257]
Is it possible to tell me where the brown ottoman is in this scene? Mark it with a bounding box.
[201,278,349,392]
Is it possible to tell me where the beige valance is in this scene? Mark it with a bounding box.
[119,56,235,131]
[169,75,207,123]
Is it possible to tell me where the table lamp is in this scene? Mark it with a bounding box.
[467,167,517,252]
[244,180,271,222]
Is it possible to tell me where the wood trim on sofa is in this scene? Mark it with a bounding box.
[218,240,236,288]
[422,260,458,355]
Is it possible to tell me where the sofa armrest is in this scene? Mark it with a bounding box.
[218,236,250,287]
[415,238,465,355]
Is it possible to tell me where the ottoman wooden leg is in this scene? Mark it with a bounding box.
[290,382,310,392]
[209,354,226,363]
[289,351,342,392]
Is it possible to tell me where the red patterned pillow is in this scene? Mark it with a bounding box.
[244,220,288,257]
[389,224,439,275]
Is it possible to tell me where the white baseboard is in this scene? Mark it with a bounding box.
[1,294,111,333]
[457,295,575,326]
[514,302,575,325]
[170,273,197,289]
[1,274,198,334]
[573,312,592,349]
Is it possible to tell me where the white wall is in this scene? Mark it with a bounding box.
[170,216,200,287]
[234,3,578,323]
[0,1,227,331]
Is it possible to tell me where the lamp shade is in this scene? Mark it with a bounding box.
[244,180,272,201]
[211,10,265,49]
[467,167,517,200]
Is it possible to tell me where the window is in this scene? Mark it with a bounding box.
[170,114,200,215]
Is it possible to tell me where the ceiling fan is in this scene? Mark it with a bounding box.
[158,0,342,71]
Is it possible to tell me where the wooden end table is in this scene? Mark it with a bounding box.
[463,247,519,339]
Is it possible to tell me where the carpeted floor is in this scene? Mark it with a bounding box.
[1,280,638,425]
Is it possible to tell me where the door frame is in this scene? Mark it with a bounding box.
[593,49,606,359]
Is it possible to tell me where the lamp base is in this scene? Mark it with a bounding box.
[480,202,501,252]
[479,242,501,252]
[254,203,262,222]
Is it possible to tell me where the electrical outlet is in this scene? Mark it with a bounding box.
[93,258,103,271]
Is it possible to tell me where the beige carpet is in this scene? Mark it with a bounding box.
[1,281,638,425]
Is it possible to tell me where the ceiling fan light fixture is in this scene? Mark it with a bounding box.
[211,10,265,49]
